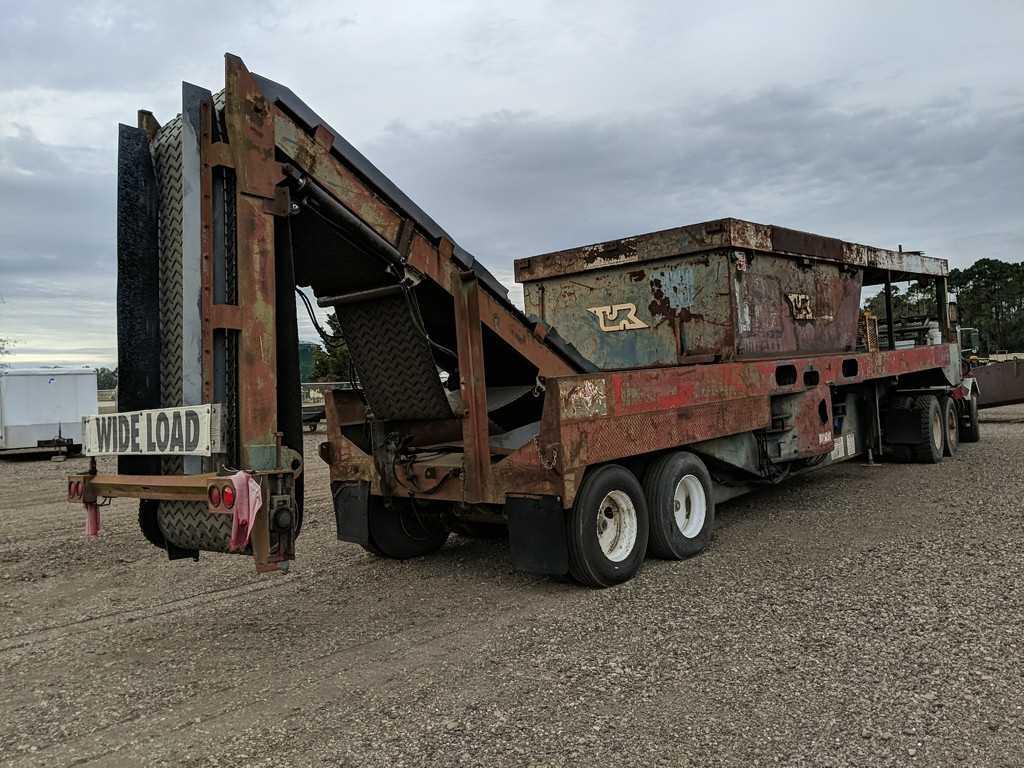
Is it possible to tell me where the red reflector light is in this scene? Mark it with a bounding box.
[75,481,83,497]
[68,481,74,497]
[222,484,235,509]
[208,485,221,507]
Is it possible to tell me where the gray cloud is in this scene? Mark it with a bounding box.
[0,1,279,92]
[0,126,114,277]
[0,1,1022,365]
[367,87,1024,272]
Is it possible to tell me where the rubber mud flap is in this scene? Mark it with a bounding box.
[116,125,161,477]
[333,481,370,545]
[507,495,568,575]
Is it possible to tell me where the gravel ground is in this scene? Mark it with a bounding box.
[1,407,1023,767]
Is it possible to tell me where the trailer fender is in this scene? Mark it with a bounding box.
[507,495,568,576]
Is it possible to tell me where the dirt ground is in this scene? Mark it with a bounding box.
[2,407,1023,767]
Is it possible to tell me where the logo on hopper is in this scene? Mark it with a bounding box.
[587,303,649,332]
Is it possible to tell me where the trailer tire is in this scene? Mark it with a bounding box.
[941,397,959,457]
[364,497,449,559]
[643,452,715,560]
[960,394,981,443]
[567,465,649,588]
[138,500,166,549]
[910,395,944,464]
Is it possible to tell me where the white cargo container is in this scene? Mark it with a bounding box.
[0,367,98,455]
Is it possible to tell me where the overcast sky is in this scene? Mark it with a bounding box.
[1,0,1022,366]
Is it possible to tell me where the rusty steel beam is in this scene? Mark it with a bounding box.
[271,106,578,379]
[224,55,281,470]
[514,218,947,283]
[548,344,956,505]
[453,270,491,501]
[70,473,216,502]
[274,117,402,245]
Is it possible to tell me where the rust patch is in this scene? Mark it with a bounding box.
[560,379,608,420]
[648,277,704,323]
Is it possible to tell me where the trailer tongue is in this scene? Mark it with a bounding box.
[67,54,981,586]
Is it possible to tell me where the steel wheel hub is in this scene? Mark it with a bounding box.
[596,490,638,562]
[673,474,707,539]
[931,409,943,451]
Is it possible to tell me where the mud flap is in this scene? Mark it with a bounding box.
[507,495,568,576]
[115,124,161,476]
[332,481,370,545]
[884,407,924,445]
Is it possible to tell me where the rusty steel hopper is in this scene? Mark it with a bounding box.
[514,219,947,370]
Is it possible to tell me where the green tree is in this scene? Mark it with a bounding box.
[863,280,935,320]
[310,311,353,382]
[949,259,1024,353]
[96,367,118,390]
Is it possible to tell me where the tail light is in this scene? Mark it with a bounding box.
[222,484,236,509]
[208,485,221,507]
[76,481,83,497]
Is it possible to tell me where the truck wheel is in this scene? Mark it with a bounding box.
[567,464,649,588]
[942,397,959,456]
[910,395,944,464]
[138,499,166,549]
[960,394,981,443]
[643,452,715,559]
[364,497,449,559]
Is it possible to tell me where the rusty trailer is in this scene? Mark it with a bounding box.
[67,55,983,587]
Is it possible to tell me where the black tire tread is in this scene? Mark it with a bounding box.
[364,497,448,559]
[567,464,648,588]
[961,395,981,443]
[643,451,715,560]
[910,395,943,464]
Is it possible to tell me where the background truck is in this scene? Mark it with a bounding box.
[1,367,96,457]
[67,54,982,587]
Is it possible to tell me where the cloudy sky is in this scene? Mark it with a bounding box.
[1,0,1022,365]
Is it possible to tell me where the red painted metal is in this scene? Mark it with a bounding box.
[84,502,100,537]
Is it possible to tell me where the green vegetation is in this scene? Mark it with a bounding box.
[864,258,1024,354]
[96,367,118,390]
[949,259,1024,354]
[310,311,353,382]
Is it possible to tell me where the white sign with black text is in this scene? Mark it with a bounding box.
[83,404,223,457]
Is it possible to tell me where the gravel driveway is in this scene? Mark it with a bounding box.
[2,406,1022,767]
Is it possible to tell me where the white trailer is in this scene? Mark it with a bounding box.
[0,368,98,456]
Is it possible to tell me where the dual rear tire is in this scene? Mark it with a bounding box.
[960,393,981,443]
[908,394,967,463]
[362,496,449,559]
[566,453,715,588]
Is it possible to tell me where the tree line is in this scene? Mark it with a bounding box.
[863,258,1024,354]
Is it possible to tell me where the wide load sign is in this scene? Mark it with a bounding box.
[83,405,223,456]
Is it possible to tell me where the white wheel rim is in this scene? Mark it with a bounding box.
[673,474,707,539]
[931,409,943,451]
[595,490,638,562]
